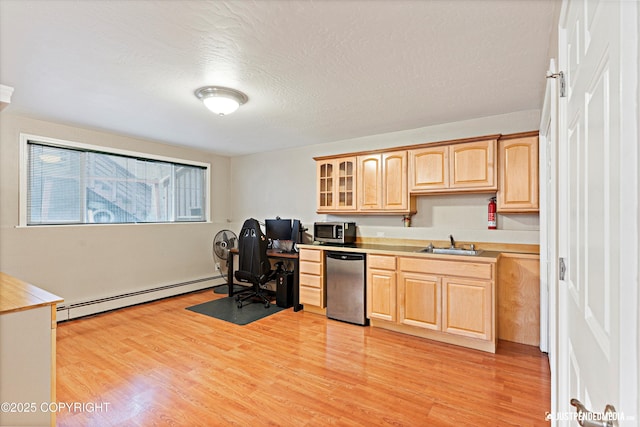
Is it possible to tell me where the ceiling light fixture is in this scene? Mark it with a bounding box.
[194,86,248,116]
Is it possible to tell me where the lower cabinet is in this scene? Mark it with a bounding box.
[496,253,540,346]
[442,277,492,340]
[397,271,441,331]
[299,248,325,311]
[367,254,496,353]
[366,255,397,322]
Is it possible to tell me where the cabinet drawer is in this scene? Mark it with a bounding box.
[299,249,323,262]
[368,254,396,270]
[399,257,493,280]
[300,260,322,276]
[300,273,322,289]
[300,286,324,307]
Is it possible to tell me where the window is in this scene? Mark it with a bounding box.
[23,136,209,225]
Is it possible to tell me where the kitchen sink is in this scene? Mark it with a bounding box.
[415,246,483,256]
[415,236,483,256]
[431,247,483,256]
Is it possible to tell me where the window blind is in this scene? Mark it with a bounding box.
[27,141,206,225]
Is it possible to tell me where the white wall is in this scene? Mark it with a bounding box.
[230,109,541,246]
[0,109,542,309]
[0,113,232,306]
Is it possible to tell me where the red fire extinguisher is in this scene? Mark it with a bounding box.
[488,197,497,229]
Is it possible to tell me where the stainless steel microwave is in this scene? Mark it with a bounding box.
[313,222,356,244]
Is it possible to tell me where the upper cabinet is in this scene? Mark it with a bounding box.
[357,154,381,210]
[408,145,449,191]
[497,133,539,212]
[449,139,497,190]
[357,150,415,213]
[316,156,357,213]
[409,138,497,193]
[315,132,538,216]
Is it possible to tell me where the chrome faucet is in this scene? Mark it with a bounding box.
[449,234,455,249]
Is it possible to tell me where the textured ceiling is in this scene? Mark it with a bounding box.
[0,0,558,156]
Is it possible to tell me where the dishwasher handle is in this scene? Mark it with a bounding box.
[326,251,365,261]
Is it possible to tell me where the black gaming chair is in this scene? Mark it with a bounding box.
[234,218,275,308]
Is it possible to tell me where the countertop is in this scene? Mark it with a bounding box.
[0,272,64,315]
[297,242,501,262]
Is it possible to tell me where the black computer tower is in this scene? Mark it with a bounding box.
[276,271,293,308]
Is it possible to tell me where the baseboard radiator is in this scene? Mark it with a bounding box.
[56,276,226,321]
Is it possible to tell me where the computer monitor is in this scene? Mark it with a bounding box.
[291,219,301,244]
[265,218,292,241]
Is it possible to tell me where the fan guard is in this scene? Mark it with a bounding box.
[212,229,237,282]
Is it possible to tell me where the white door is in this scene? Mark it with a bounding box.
[556,0,638,425]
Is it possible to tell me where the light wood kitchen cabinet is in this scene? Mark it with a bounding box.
[299,241,536,354]
[357,150,415,213]
[366,255,497,353]
[366,254,396,322]
[409,138,497,193]
[397,271,441,331]
[299,248,325,309]
[449,139,497,190]
[442,277,492,340]
[313,131,541,217]
[397,256,495,352]
[497,132,539,212]
[497,253,540,346]
[358,153,381,209]
[408,145,449,191]
[316,156,357,213]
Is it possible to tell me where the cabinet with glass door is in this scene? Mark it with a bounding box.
[316,156,357,213]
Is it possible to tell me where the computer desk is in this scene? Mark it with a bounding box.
[227,248,302,312]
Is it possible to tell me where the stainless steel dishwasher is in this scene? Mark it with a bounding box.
[325,251,367,325]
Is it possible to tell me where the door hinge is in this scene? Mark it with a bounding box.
[546,71,566,97]
[559,257,566,281]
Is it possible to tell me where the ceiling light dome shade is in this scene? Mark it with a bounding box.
[194,86,248,116]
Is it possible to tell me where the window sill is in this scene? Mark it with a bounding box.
[15,221,213,229]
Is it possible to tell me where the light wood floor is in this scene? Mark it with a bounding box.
[56,289,550,426]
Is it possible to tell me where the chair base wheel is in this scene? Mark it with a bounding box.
[234,285,272,309]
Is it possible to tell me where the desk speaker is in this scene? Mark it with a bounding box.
[276,271,293,308]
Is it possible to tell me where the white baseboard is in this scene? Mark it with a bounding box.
[56,277,226,321]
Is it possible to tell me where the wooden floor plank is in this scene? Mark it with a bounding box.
[56,290,550,426]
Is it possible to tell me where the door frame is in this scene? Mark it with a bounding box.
[539,57,558,415]
[616,1,640,418]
